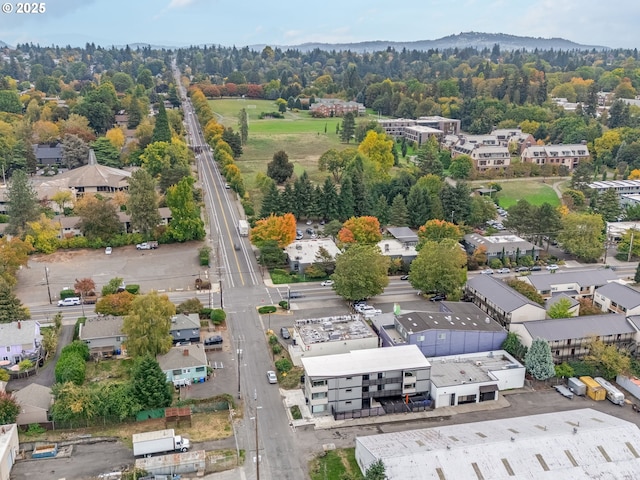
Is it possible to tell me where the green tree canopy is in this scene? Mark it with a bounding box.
[548,297,574,319]
[152,102,172,143]
[127,169,161,236]
[266,150,294,184]
[332,244,390,301]
[408,238,467,299]
[524,338,556,381]
[130,355,172,409]
[122,292,175,357]
[166,176,206,242]
[558,212,604,262]
[6,169,40,237]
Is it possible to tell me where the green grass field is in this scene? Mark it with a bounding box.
[209,99,361,205]
[491,180,561,208]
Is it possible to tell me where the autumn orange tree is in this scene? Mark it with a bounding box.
[417,219,462,250]
[74,278,96,299]
[0,236,32,286]
[338,216,382,244]
[95,291,135,316]
[250,213,296,248]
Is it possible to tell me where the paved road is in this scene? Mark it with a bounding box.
[174,62,303,480]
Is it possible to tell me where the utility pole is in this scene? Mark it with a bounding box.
[629,226,637,263]
[236,341,242,399]
[44,267,52,304]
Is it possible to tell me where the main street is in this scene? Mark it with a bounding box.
[173,63,303,479]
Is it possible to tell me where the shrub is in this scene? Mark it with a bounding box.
[258,305,277,314]
[279,300,289,310]
[290,405,302,420]
[269,335,279,345]
[54,353,86,385]
[275,358,292,373]
[24,423,46,437]
[125,284,140,295]
[59,288,77,299]
[272,344,282,355]
[210,309,226,324]
[489,258,503,269]
[61,340,90,361]
[199,246,211,266]
[200,307,213,319]
[272,269,288,276]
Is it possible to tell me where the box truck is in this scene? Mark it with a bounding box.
[238,219,249,237]
[594,377,625,406]
[132,429,190,457]
[579,376,606,401]
[567,377,586,396]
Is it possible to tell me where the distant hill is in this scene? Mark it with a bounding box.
[250,32,610,53]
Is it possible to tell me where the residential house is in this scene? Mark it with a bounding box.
[594,282,640,315]
[288,315,378,366]
[510,314,638,362]
[12,384,53,426]
[284,239,341,275]
[355,409,640,480]
[520,142,590,171]
[517,269,618,300]
[157,344,209,387]
[54,207,172,238]
[545,293,580,317]
[377,239,417,266]
[375,307,507,357]
[0,424,19,480]
[386,227,419,247]
[462,233,540,262]
[170,313,201,344]
[32,143,63,166]
[490,128,535,153]
[428,350,525,408]
[0,321,42,367]
[78,316,125,358]
[464,275,547,328]
[301,345,431,416]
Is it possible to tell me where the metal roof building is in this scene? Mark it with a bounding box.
[355,409,640,479]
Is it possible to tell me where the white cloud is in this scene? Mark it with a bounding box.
[167,0,195,8]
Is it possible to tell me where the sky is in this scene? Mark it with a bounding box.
[1,0,639,49]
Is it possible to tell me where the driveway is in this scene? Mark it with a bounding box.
[7,324,74,391]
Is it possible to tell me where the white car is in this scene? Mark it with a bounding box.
[58,297,81,307]
[546,264,559,271]
[267,371,277,384]
[105,246,112,255]
[320,280,334,286]
[495,267,510,274]
[481,269,494,275]
[360,305,382,315]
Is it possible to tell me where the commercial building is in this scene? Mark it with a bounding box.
[428,350,525,408]
[289,315,378,366]
[284,239,341,275]
[462,233,540,262]
[355,409,640,479]
[451,142,511,172]
[588,179,640,198]
[0,424,19,480]
[301,345,431,416]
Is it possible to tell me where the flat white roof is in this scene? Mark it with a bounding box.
[302,345,430,377]
[356,408,640,479]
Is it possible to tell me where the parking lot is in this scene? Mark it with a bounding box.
[14,241,207,306]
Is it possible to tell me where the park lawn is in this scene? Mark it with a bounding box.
[309,448,363,480]
[493,180,561,208]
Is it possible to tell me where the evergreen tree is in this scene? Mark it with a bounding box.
[374,194,390,226]
[440,182,472,224]
[293,171,313,219]
[127,97,143,129]
[416,136,443,177]
[406,182,432,228]
[0,278,30,323]
[280,182,295,214]
[238,108,249,145]
[364,459,387,480]
[338,176,355,221]
[340,112,356,143]
[524,338,556,381]
[127,169,161,236]
[594,188,621,222]
[308,185,323,220]
[6,169,40,237]
[350,168,371,217]
[635,263,640,284]
[131,355,172,409]
[267,150,294,184]
[260,181,282,218]
[320,177,340,221]
[168,85,181,108]
[389,194,409,226]
[222,127,243,157]
[151,102,172,143]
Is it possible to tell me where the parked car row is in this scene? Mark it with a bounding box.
[481,264,560,275]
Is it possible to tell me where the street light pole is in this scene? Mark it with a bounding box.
[44,267,52,305]
[236,344,242,399]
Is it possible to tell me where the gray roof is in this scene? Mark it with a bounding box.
[386,227,418,243]
[396,311,505,334]
[546,292,580,310]
[526,269,618,292]
[440,301,497,319]
[170,313,200,330]
[521,314,636,341]
[39,155,132,190]
[32,143,62,159]
[0,320,41,346]
[80,316,124,340]
[463,233,539,255]
[157,344,208,371]
[466,275,543,313]
[596,282,640,309]
[13,383,53,411]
